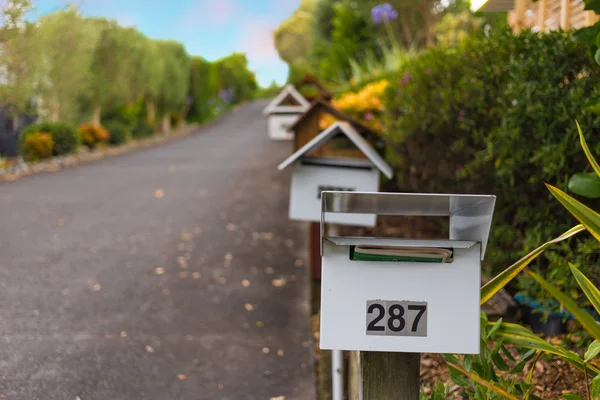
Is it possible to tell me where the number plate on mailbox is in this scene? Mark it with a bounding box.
[366,300,427,337]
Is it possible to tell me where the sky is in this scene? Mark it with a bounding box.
[32,0,301,86]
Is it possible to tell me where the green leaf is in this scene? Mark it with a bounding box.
[510,349,537,374]
[592,373,600,399]
[586,340,600,362]
[576,120,600,177]
[546,184,600,242]
[570,263,600,316]
[491,322,597,374]
[562,394,585,400]
[568,172,600,198]
[584,0,600,12]
[527,270,600,340]
[480,225,585,304]
[487,318,503,339]
[595,47,600,65]
[446,362,521,400]
[573,24,600,43]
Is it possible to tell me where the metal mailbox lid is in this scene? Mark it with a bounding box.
[324,237,478,249]
[277,122,393,179]
[320,191,496,260]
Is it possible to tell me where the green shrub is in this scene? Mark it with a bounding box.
[383,28,600,312]
[132,122,154,139]
[104,121,130,146]
[21,121,79,156]
[101,98,146,131]
[78,123,110,149]
[170,111,183,129]
[21,132,54,161]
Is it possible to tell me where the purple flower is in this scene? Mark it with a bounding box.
[364,112,374,121]
[458,110,465,121]
[371,3,398,24]
[400,72,411,86]
[219,88,234,104]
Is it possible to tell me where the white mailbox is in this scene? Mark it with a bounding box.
[319,191,496,354]
[263,85,310,141]
[278,122,393,226]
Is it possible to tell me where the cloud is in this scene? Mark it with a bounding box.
[181,0,236,27]
[236,20,278,60]
[114,12,137,27]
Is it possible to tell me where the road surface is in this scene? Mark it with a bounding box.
[0,101,316,400]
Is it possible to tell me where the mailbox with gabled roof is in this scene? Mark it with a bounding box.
[278,121,393,226]
[287,99,384,155]
[263,84,311,141]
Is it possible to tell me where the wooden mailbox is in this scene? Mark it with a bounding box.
[277,122,393,227]
[319,191,496,355]
[263,85,310,141]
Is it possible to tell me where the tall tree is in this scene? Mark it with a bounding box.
[37,6,99,121]
[0,0,38,115]
[155,40,190,132]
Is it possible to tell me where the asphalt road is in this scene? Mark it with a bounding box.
[0,101,316,400]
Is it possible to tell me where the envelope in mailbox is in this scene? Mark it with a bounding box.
[350,245,453,263]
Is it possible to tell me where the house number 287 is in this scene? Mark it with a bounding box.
[366,300,427,337]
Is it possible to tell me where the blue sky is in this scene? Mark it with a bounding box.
[32,0,301,86]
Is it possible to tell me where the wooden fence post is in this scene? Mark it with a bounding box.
[361,352,421,400]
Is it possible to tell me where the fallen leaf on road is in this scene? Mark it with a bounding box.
[162,288,170,296]
[250,266,258,274]
[256,321,264,328]
[177,374,186,380]
[226,223,237,232]
[295,259,304,267]
[192,272,201,280]
[154,189,164,198]
[180,232,192,241]
[145,345,154,353]
[61,289,70,296]
[270,396,286,400]
[177,257,188,269]
[265,267,274,275]
[155,267,165,275]
[179,271,189,278]
[271,278,287,288]
[92,284,101,292]
[224,253,233,262]
[262,347,270,354]
[244,303,254,311]
[284,239,294,248]
[57,219,64,227]
[277,349,284,357]
[241,279,250,288]
[120,331,127,338]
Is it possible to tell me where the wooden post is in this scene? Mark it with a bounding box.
[560,0,570,29]
[537,0,547,32]
[309,222,322,281]
[361,352,421,400]
[514,0,527,31]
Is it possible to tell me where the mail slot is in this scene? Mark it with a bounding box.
[278,122,392,226]
[319,191,496,354]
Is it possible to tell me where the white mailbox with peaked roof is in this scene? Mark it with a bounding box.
[263,85,311,141]
[278,122,393,226]
[319,191,496,354]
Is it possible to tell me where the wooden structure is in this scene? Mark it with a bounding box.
[287,100,384,282]
[295,75,333,103]
[475,0,600,31]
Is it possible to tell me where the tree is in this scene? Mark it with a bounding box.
[37,6,99,121]
[273,0,316,82]
[214,53,258,104]
[187,57,219,122]
[0,0,38,115]
[155,40,190,132]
